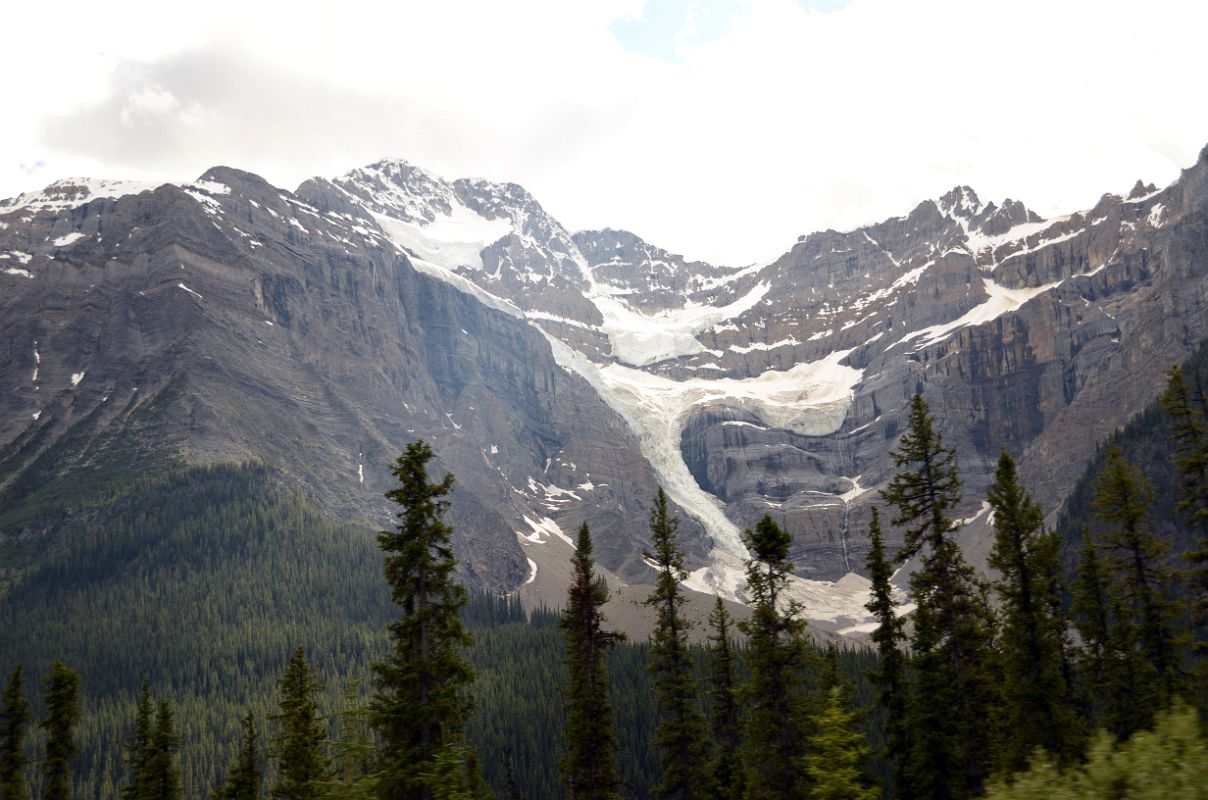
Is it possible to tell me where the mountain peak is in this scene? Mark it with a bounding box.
[937,185,982,217]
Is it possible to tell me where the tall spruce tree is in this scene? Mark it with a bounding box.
[644,488,707,800]
[0,665,31,800]
[370,441,477,800]
[863,508,912,800]
[146,702,182,800]
[122,681,156,800]
[1090,445,1184,706]
[40,661,80,800]
[880,394,999,799]
[805,687,877,800]
[1071,526,1129,731]
[1162,364,1208,689]
[986,451,1081,770]
[560,523,624,800]
[214,713,262,800]
[738,515,812,800]
[270,648,331,800]
[704,598,743,800]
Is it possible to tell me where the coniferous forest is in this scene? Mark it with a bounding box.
[2,340,1208,800]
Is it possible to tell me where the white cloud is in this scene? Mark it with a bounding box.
[4,0,1207,264]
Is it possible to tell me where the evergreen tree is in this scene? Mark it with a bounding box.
[214,713,262,800]
[1161,364,1208,688]
[270,648,331,800]
[324,683,377,800]
[0,665,32,800]
[40,661,81,800]
[805,687,877,800]
[370,441,477,800]
[146,702,181,800]
[560,523,624,800]
[644,488,707,800]
[862,508,912,800]
[1091,445,1184,701]
[1161,364,1208,528]
[739,515,812,800]
[986,451,1081,770]
[704,598,742,800]
[880,394,999,799]
[121,681,155,800]
[1070,525,1146,735]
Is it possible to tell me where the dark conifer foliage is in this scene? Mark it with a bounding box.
[0,665,32,800]
[121,681,156,800]
[738,515,812,800]
[213,713,262,800]
[644,488,707,800]
[880,394,999,800]
[1094,447,1185,687]
[1161,363,1208,687]
[862,508,911,800]
[325,683,376,799]
[704,598,743,800]
[269,648,330,800]
[146,702,182,800]
[40,661,81,800]
[986,451,1082,770]
[1161,364,1208,529]
[370,440,477,800]
[1070,525,1137,733]
[560,523,624,800]
[1088,446,1185,720]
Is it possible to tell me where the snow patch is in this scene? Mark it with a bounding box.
[591,281,771,367]
[838,475,867,503]
[374,203,511,272]
[177,282,203,301]
[517,515,572,546]
[684,550,876,624]
[0,178,157,213]
[71,371,84,387]
[729,336,800,354]
[897,277,1061,349]
[955,500,993,527]
[524,558,539,585]
[3,268,32,278]
[52,232,86,247]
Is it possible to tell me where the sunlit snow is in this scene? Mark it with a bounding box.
[52,232,86,247]
[897,278,1061,349]
[374,204,511,272]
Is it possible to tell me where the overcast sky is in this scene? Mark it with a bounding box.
[5,0,1207,264]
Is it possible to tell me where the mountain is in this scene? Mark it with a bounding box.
[3,144,1208,636]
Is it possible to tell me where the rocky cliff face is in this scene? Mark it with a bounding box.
[0,167,709,594]
[4,145,1207,629]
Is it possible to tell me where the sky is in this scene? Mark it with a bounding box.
[4,0,1208,265]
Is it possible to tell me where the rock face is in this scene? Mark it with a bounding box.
[3,145,1207,619]
[0,167,708,593]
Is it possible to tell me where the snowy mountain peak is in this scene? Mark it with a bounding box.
[937,185,982,218]
[0,178,158,214]
[328,159,458,223]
